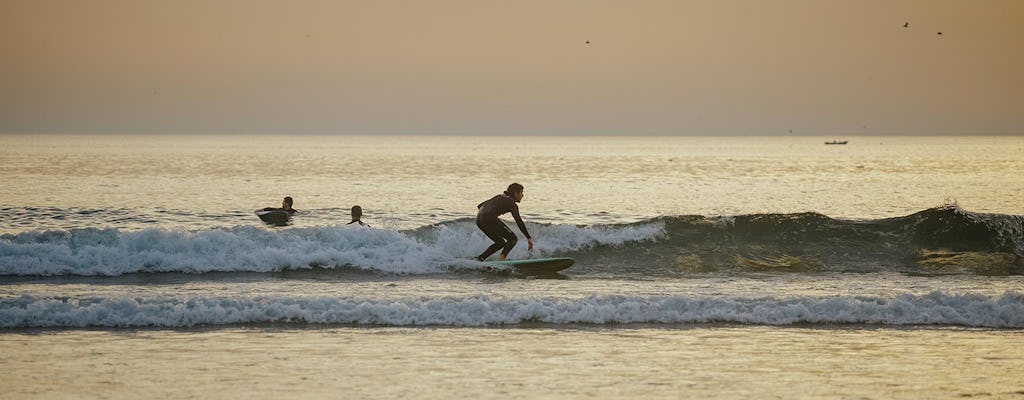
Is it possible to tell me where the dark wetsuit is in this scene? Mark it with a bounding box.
[475,194,531,261]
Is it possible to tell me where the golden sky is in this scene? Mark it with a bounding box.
[1,0,1022,135]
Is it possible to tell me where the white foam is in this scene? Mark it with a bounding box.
[413,220,665,259]
[0,221,665,276]
[3,290,1021,328]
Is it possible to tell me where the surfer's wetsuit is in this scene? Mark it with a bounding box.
[476,194,531,261]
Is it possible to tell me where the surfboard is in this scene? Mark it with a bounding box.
[488,257,574,275]
[255,209,291,225]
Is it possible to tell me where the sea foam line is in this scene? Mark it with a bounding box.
[2,291,1021,328]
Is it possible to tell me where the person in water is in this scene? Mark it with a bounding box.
[475,183,534,261]
[261,196,298,214]
[347,205,369,227]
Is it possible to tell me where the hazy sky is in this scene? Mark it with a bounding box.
[2,0,1022,135]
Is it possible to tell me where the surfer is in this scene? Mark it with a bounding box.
[260,196,298,215]
[475,183,534,261]
[347,205,369,227]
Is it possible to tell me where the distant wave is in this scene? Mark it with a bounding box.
[3,290,1021,329]
[1,206,1021,277]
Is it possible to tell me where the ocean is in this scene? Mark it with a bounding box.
[1,134,1023,399]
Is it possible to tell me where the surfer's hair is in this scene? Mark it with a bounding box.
[504,183,524,196]
[283,196,293,206]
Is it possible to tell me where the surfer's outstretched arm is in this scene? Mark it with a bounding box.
[513,209,533,250]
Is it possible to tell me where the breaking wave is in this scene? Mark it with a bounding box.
[1,205,1020,276]
[3,290,1021,329]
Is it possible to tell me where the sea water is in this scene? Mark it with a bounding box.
[1,134,1023,399]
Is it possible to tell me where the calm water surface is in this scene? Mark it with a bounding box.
[3,326,1023,400]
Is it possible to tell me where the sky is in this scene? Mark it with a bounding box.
[1,0,1022,135]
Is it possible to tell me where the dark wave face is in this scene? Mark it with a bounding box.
[570,205,1023,276]
[1,206,1021,277]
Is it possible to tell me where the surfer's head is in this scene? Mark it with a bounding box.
[505,183,525,202]
[282,196,294,208]
[351,205,362,220]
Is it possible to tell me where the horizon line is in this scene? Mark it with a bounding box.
[3,132,1023,137]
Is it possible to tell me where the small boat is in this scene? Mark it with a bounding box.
[825,140,848,145]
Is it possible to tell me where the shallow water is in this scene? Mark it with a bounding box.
[3,326,1023,400]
